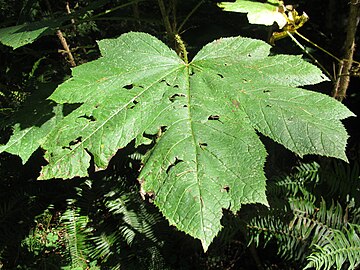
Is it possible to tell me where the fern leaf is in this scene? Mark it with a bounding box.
[305,224,360,270]
[62,204,91,268]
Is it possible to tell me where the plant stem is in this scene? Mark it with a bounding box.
[45,0,76,67]
[66,2,76,26]
[157,0,174,40]
[56,30,76,67]
[174,34,188,64]
[295,30,342,63]
[177,0,205,33]
[332,0,360,101]
[287,31,334,82]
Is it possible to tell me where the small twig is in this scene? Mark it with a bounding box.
[177,0,205,33]
[56,30,76,67]
[295,30,342,63]
[66,2,76,26]
[45,0,76,67]
[333,60,344,96]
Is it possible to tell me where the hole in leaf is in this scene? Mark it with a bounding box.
[160,126,167,133]
[63,103,82,117]
[263,89,271,93]
[199,142,208,149]
[266,104,272,108]
[224,63,228,66]
[208,115,220,121]
[166,157,183,174]
[169,93,185,102]
[183,105,188,108]
[124,84,134,90]
[173,84,179,88]
[160,79,171,86]
[222,185,230,193]
[129,100,138,109]
[79,114,96,122]
[63,137,82,149]
[70,137,82,146]
[217,73,224,79]
[248,53,252,57]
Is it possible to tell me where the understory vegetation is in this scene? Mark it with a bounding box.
[1,0,360,269]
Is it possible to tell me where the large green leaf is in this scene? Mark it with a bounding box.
[0,32,354,250]
[218,0,287,28]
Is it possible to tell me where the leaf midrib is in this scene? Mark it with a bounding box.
[185,64,206,242]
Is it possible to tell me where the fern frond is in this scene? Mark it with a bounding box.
[305,224,360,270]
[247,161,360,265]
[89,232,118,260]
[61,203,91,268]
[319,160,360,200]
[268,161,320,200]
[247,211,308,260]
[289,198,345,245]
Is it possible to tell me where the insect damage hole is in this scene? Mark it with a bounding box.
[199,142,208,150]
[79,114,96,122]
[222,185,230,193]
[169,93,185,102]
[123,84,134,90]
[62,136,82,150]
[217,73,224,79]
[129,100,139,109]
[165,157,183,174]
[160,79,171,87]
[208,115,220,121]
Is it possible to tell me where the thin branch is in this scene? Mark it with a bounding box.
[177,0,205,33]
[157,0,174,41]
[66,2,76,26]
[56,30,76,67]
[332,0,360,101]
[295,30,342,63]
[287,31,335,82]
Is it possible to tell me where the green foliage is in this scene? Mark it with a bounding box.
[18,207,71,269]
[305,224,360,270]
[246,161,360,269]
[61,204,92,269]
[0,30,354,250]
[0,0,358,268]
[0,30,353,250]
[55,172,170,270]
[0,22,52,49]
[0,0,113,49]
